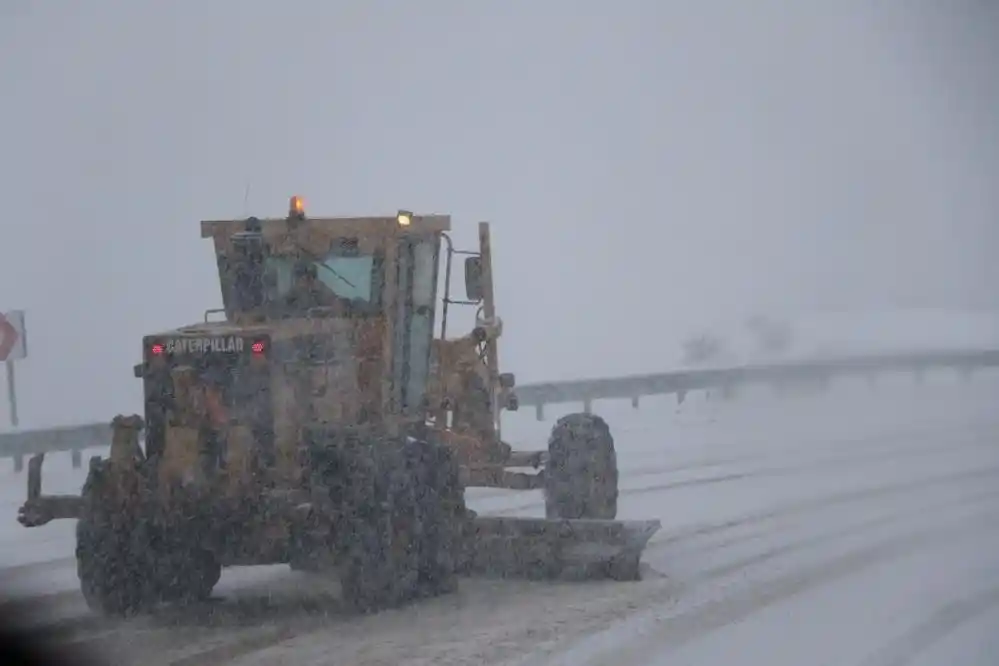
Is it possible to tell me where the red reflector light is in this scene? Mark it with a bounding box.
[251,341,265,354]
[150,344,164,355]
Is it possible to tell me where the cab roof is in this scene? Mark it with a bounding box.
[200,214,452,241]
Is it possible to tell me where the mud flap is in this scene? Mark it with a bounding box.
[466,516,661,581]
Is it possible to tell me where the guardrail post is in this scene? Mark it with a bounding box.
[535,404,544,421]
[71,448,82,469]
[14,454,23,473]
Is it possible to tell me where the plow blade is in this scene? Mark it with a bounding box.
[466,515,662,581]
[17,453,84,527]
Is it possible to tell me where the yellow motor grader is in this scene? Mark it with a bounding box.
[18,197,660,616]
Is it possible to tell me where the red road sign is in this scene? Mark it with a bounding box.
[0,313,18,361]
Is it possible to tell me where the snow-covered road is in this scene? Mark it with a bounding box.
[2,370,997,665]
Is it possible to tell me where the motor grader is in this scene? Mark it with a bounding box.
[18,197,660,616]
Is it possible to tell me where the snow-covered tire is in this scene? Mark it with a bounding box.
[544,413,618,520]
[411,440,466,595]
[156,542,221,603]
[77,460,221,615]
[330,434,466,613]
[76,463,155,616]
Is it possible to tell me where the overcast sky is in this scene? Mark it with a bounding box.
[1,1,997,428]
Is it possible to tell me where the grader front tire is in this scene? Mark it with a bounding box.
[544,413,619,521]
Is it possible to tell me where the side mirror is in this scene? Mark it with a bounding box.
[499,372,516,389]
[464,256,484,303]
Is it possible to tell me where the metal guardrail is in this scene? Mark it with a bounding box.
[515,347,999,419]
[0,421,113,472]
[2,347,998,473]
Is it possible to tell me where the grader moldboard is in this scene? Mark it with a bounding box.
[18,198,660,616]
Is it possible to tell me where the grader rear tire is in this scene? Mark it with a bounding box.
[76,461,222,614]
[157,543,221,603]
[320,433,467,613]
[412,441,466,595]
[544,413,619,520]
[76,464,154,616]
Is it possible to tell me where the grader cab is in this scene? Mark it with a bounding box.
[18,197,660,616]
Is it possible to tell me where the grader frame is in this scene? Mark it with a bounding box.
[18,199,660,616]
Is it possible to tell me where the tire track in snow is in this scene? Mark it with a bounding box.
[683,486,999,582]
[540,513,999,666]
[0,556,76,581]
[15,416,988,612]
[858,584,999,666]
[15,447,999,663]
[8,438,993,622]
[10,416,997,663]
[215,497,999,666]
[60,590,356,666]
[54,486,994,666]
[176,480,999,666]
[4,415,972,594]
[497,484,999,666]
[5,433,984,630]
[645,463,999,556]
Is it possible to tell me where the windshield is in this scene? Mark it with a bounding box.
[263,245,384,313]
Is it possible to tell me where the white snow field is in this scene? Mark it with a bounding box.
[2,366,998,666]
